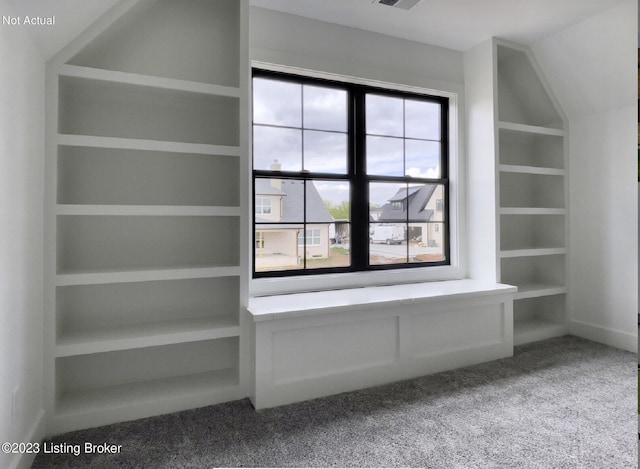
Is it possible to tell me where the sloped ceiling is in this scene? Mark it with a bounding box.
[6,0,630,59]
[531,0,635,118]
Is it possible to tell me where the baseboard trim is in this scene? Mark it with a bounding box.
[8,409,46,469]
[569,320,638,353]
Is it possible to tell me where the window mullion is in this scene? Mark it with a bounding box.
[351,88,368,270]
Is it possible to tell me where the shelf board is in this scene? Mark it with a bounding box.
[514,317,567,346]
[512,284,567,300]
[55,368,238,418]
[498,121,566,137]
[56,266,241,286]
[499,164,565,176]
[500,247,566,258]
[56,205,240,217]
[57,134,240,157]
[500,208,566,216]
[56,316,240,357]
[58,64,241,98]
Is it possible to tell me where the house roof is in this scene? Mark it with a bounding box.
[388,186,421,202]
[378,184,437,223]
[255,179,286,196]
[256,178,334,225]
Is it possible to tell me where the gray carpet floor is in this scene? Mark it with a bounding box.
[32,336,637,468]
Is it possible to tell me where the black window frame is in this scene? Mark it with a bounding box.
[252,68,450,279]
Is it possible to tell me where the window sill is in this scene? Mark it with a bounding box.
[250,263,465,297]
[248,279,517,322]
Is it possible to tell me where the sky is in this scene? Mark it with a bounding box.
[253,77,442,206]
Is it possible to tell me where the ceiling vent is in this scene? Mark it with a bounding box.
[373,0,424,10]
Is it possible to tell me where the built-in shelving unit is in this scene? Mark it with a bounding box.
[495,41,569,346]
[45,0,248,435]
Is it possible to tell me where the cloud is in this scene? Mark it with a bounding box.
[253,78,302,127]
[406,165,440,179]
[303,85,347,132]
[313,181,350,205]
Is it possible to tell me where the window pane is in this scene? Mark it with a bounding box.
[366,95,403,137]
[303,85,347,132]
[405,139,441,178]
[253,126,301,171]
[397,183,445,223]
[369,222,407,265]
[253,78,301,127]
[311,180,350,222]
[307,180,351,270]
[409,223,445,263]
[369,182,407,265]
[367,136,403,176]
[369,182,406,221]
[303,131,347,174]
[255,178,303,223]
[254,227,303,273]
[387,183,445,223]
[305,224,350,270]
[429,185,446,222]
[278,179,306,222]
[405,99,440,140]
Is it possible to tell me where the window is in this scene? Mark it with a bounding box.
[253,69,449,278]
[255,197,272,215]
[298,229,322,246]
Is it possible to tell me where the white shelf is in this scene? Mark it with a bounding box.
[513,284,567,300]
[56,316,240,357]
[500,248,566,258]
[498,121,565,137]
[499,164,565,176]
[56,205,240,217]
[500,171,564,209]
[514,317,567,346]
[57,134,240,157]
[58,76,239,146]
[56,266,241,286]
[500,208,566,216]
[58,64,241,98]
[56,368,238,418]
[57,215,239,274]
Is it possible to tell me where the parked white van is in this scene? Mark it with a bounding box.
[370,224,405,245]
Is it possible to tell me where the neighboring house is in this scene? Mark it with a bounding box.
[369,206,384,221]
[376,184,444,248]
[255,178,334,269]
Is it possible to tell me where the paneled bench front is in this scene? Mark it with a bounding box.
[247,279,516,409]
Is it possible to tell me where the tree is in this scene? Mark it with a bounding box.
[325,200,350,220]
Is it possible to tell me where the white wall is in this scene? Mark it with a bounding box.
[249,6,464,90]
[532,0,637,352]
[0,1,46,467]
